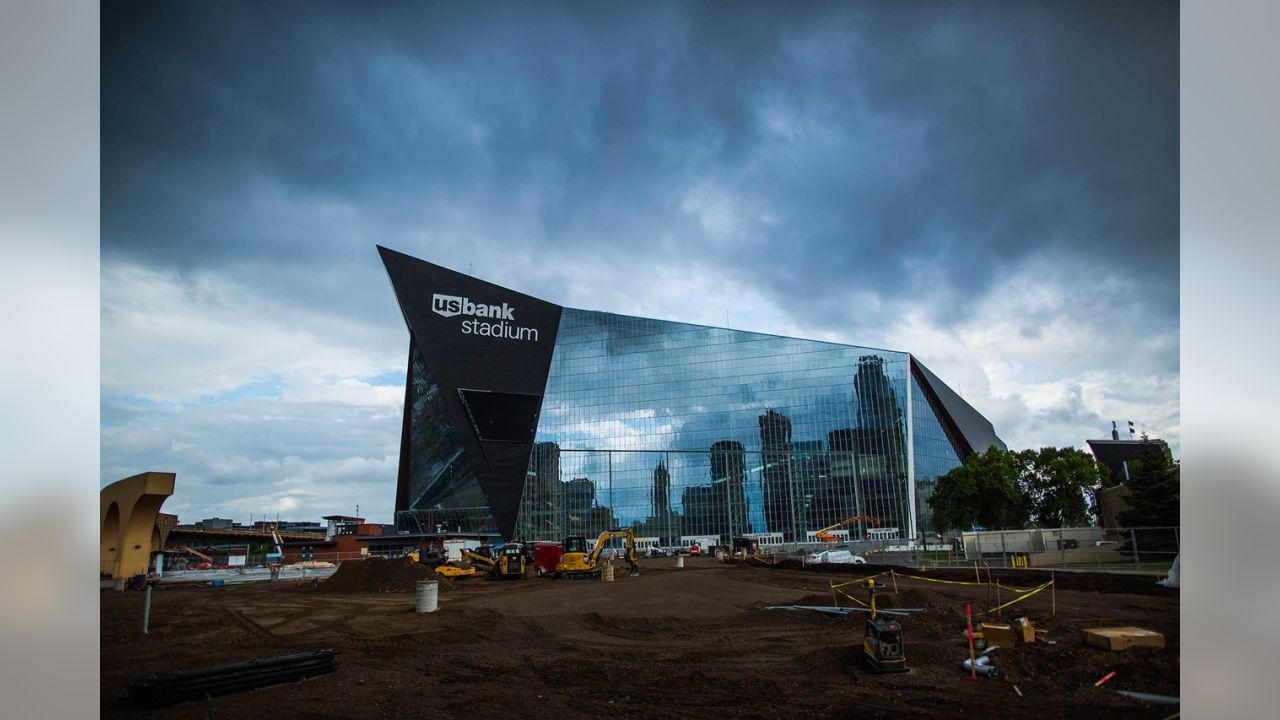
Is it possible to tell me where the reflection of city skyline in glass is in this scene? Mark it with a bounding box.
[515,309,992,544]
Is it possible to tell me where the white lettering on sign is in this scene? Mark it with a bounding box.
[461,319,539,341]
[432,293,537,341]
[432,294,515,320]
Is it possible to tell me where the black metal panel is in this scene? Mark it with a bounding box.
[394,339,414,512]
[910,357,1007,456]
[378,246,563,539]
[1085,438,1172,484]
[457,389,543,443]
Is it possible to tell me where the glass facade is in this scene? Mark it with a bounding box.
[380,245,1000,545]
[513,309,963,545]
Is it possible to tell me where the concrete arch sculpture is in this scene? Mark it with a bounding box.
[100,471,175,582]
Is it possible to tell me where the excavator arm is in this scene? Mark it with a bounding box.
[461,549,497,572]
[816,514,882,534]
[175,544,213,562]
[586,529,640,576]
[555,529,640,579]
[814,514,882,542]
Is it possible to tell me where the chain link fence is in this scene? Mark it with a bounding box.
[162,526,1178,578]
[159,549,415,572]
[761,525,1178,575]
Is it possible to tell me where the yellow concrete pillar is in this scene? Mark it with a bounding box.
[100,472,175,582]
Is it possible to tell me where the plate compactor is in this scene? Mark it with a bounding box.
[860,578,908,673]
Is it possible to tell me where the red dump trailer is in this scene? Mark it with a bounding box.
[532,542,563,577]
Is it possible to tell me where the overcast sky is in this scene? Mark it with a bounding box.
[101,1,1179,524]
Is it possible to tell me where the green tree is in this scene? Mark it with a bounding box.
[1018,447,1104,527]
[1095,458,1116,488]
[1119,444,1180,527]
[928,448,1031,532]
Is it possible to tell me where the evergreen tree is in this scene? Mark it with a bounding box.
[1118,444,1180,527]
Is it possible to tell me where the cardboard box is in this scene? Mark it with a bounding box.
[1012,617,1036,644]
[1080,627,1166,651]
[979,623,1018,646]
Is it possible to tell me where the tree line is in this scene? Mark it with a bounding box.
[926,443,1179,532]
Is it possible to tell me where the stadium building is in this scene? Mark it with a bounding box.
[379,246,1005,548]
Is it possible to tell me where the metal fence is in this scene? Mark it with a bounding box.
[164,526,1179,578]
[161,550,409,571]
[776,525,1179,575]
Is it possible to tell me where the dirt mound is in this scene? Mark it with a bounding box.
[791,592,847,607]
[879,587,956,611]
[315,557,452,594]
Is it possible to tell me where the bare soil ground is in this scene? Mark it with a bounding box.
[101,557,1179,719]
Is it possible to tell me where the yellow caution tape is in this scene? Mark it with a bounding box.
[831,577,1053,616]
[978,580,1054,615]
[994,581,1041,594]
[829,571,891,590]
[831,583,871,608]
[890,571,1040,594]
[890,572,991,587]
[826,571,1054,616]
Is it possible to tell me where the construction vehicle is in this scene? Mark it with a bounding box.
[405,547,445,567]
[554,529,640,579]
[174,544,212,562]
[433,547,497,579]
[860,578,908,673]
[493,542,526,579]
[172,544,214,570]
[814,514,881,543]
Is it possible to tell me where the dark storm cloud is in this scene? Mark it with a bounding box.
[102,0,1178,336]
[100,1,1180,521]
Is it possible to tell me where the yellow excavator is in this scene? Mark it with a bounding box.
[554,529,640,580]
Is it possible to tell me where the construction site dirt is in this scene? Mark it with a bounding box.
[101,557,1179,719]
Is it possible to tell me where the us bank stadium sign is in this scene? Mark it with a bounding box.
[431,293,540,342]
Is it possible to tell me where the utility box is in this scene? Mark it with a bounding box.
[1080,627,1166,651]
